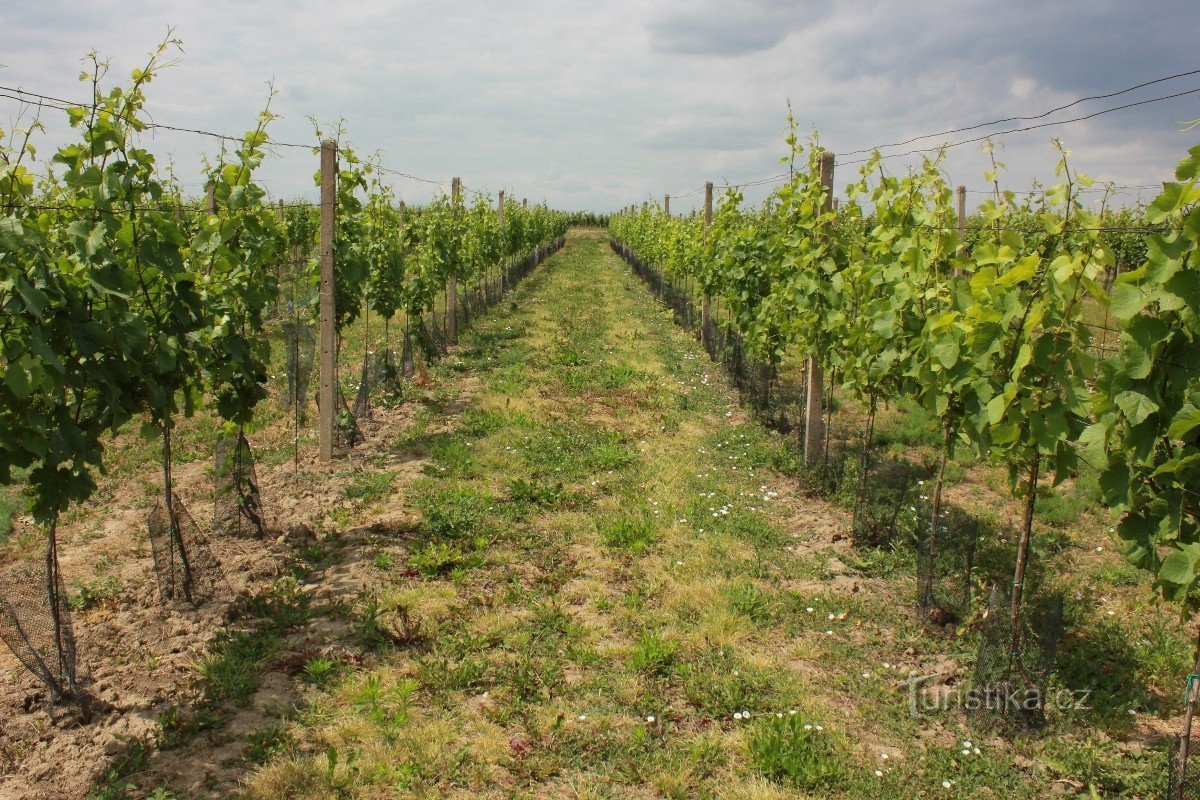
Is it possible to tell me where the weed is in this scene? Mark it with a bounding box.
[344,470,396,502]
[600,512,657,553]
[301,655,343,688]
[244,724,292,765]
[409,541,479,578]
[630,634,678,677]
[416,485,490,540]
[198,630,279,704]
[67,575,124,612]
[747,715,848,790]
[351,673,419,727]
[724,582,774,624]
[425,437,480,478]
[250,577,313,630]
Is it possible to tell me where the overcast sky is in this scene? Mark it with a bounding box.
[1,1,1197,212]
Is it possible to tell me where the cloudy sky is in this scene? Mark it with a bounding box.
[1,0,1196,212]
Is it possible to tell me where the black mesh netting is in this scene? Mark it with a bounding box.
[214,431,265,539]
[148,492,228,607]
[1168,734,1200,800]
[280,319,316,420]
[969,585,1064,729]
[853,459,923,549]
[0,553,80,701]
[613,240,801,421]
[417,314,447,360]
[352,352,375,423]
[916,505,981,626]
[334,387,365,451]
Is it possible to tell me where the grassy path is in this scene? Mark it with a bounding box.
[238,230,1145,799]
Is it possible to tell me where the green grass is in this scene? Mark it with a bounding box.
[59,229,1163,800]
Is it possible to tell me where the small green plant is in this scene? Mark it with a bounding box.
[724,582,773,624]
[244,724,292,765]
[301,655,343,687]
[344,470,396,502]
[87,738,151,800]
[155,706,221,750]
[67,575,124,612]
[629,634,677,677]
[600,512,657,553]
[251,577,313,630]
[426,437,480,478]
[416,486,490,540]
[409,541,471,577]
[746,715,847,790]
[507,477,565,507]
[372,551,394,571]
[352,673,419,728]
[198,630,279,704]
[352,590,395,649]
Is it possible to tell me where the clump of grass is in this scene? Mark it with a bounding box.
[244,724,292,765]
[415,485,491,540]
[250,577,313,630]
[600,512,657,553]
[630,634,678,677]
[723,582,774,624]
[301,655,344,688]
[746,715,848,790]
[425,436,480,478]
[67,575,124,612]
[343,470,396,502]
[198,630,279,704]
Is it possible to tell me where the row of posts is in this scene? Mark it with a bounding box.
[626,154,970,467]
[313,140,527,464]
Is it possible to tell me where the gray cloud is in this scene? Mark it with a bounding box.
[0,0,1195,212]
[646,0,821,57]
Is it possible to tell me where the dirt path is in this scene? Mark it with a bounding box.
[7,229,1154,800]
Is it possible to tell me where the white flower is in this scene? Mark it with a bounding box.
[874,769,884,777]
[646,715,656,723]
[962,741,971,748]
[881,753,889,760]
[942,780,952,788]
[733,712,743,720]
[806,607,814,613]
[578,714,587,720]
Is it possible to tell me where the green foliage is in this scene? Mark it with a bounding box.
[746,715,848,790]
[198,629,278,704]
[599,511,657,553]
[66,574,124,611]
[415,485,490,540]
[343,469,397,501]
[1089,144,1200,609]
[629,633,678,676]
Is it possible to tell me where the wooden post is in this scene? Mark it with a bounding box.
[804,152,835,466]
[1176,629,1200,799]
[664,194,670,217]
[206,183,217,215]
[449,177,461,345]
[955,185,967,275]
[498,190,506,292]
[318,140,337,464]
[701,182,713,348]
